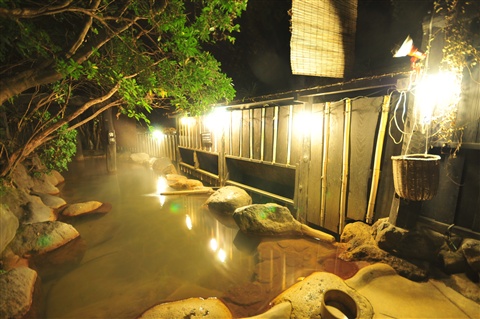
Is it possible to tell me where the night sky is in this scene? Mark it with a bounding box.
[207,0,434,100]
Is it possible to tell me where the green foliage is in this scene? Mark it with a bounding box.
[38,125,77,173]
[0,0,247,177]
[434,0,480,72]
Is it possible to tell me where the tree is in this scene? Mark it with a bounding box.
[0,0,247,178]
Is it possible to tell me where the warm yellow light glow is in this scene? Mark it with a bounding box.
[414,71,462,126]
[157,176,168,193]
[180,116,196,126]
[204,107,228,132]
[152,129,164,140]
[294,110,315,136]
[185,214,192,230]
[217,248,226,263]
[209,238,218,251]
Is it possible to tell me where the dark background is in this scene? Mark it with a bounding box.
[206,0,434,100]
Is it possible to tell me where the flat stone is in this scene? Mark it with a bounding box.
[31,176,59,195]
[138,297,232,319]
[25,195,55,223]
[62,201,103,217]
[31,192,67,209]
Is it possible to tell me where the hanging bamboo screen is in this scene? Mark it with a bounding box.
[290,0,358,78]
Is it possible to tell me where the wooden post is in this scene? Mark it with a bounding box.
[366,95,391,223]
[104,107,117,174]
[339,99,352,233]
[320,102,331,227]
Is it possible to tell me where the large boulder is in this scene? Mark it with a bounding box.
[204,186,252,215]
[0,205,19,255]
[166,174,188,189]
[152,157,178,175]
[233,203,301,236]
[130,152,150,164]
[233,203,335,243]
[138,297,232,319]
[8,221,80,257]
[0,267,39,319]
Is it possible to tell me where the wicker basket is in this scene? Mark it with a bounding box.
[391,154,441,201]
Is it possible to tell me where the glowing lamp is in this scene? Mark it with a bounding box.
[204,107,228,133]
[152,130,164,140]
[414,71,462,126]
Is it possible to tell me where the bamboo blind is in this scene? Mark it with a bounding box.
[290,0,358,78]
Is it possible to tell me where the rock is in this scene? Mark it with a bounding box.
[438,249,468,274]
[138,297,232,319]
[8,221,80,257]
[11,163,34,190]
[31,192,67,209]
[62,201,104,217]
[241,302,291,319]
[47,170,65,186]
[341,222,376,247]
[166,174,188,189]
[461,238,480,272]
[372,219,407,252]
[438,273,480,303]
[130,152,150,164]
[186,179,203,190]
[233,203,335,242]
[0,267,38,319]
[152,157,178,175]
[233,203,301,236]
[0,187,31,221]
[25,194,56,223]
[340,244,428,281]
[31,175,59,195]
[205,186,252,215]
[0,205,19,255]
[270,271,374,319]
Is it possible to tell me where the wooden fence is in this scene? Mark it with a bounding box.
[175,76,479,238]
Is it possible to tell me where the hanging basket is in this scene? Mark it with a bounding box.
[391,154,441,201]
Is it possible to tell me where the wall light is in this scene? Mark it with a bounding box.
[414,70,462,126]
[152,129,164,140]
[204,107,228,133]
[180,116,196,126]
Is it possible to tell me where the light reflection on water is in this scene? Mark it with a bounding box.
[46,158,256,318]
